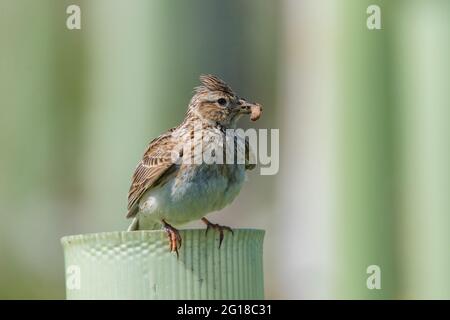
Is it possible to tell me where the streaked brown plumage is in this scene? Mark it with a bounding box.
[126,74,262,255]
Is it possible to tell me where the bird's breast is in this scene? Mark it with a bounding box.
[173,163,245,204]
[138,126,247,226]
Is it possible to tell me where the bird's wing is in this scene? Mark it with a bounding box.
[126,128,178,218]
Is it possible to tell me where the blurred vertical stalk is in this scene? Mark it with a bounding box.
[335,0,396,298]
[393,0,450,299]
[0,1,53,206]
[0,0,65,298]
[274,0,337,299]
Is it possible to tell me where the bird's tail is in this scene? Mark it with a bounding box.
[127,217,139,231]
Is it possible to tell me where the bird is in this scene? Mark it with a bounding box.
[126,74,262,255]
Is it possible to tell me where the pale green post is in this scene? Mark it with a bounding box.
[61,229,265,299]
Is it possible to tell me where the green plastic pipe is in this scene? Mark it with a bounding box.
[61,229,265,299]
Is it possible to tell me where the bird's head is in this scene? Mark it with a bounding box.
[186,74,262,127]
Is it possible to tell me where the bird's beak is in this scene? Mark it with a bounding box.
[237,98,262,121]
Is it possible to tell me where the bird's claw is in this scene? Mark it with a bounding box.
[162,220,182,257]
[202,218,233,248]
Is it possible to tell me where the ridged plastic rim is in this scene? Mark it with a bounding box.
[61,229,265,247]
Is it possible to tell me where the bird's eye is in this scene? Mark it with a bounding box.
[217,98,227,106]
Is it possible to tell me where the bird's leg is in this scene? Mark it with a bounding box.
[162,219,182,257]
[201,217,233,248]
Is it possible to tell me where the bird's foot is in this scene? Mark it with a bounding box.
[162,219,182,257]
[201,217,233,248]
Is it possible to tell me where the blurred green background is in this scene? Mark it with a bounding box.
[0,0,448,299]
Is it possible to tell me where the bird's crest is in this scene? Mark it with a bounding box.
[195,74,234,95]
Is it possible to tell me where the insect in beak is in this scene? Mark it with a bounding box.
[238,98,262,121]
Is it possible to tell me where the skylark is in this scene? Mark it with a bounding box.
[126,75,262,255]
